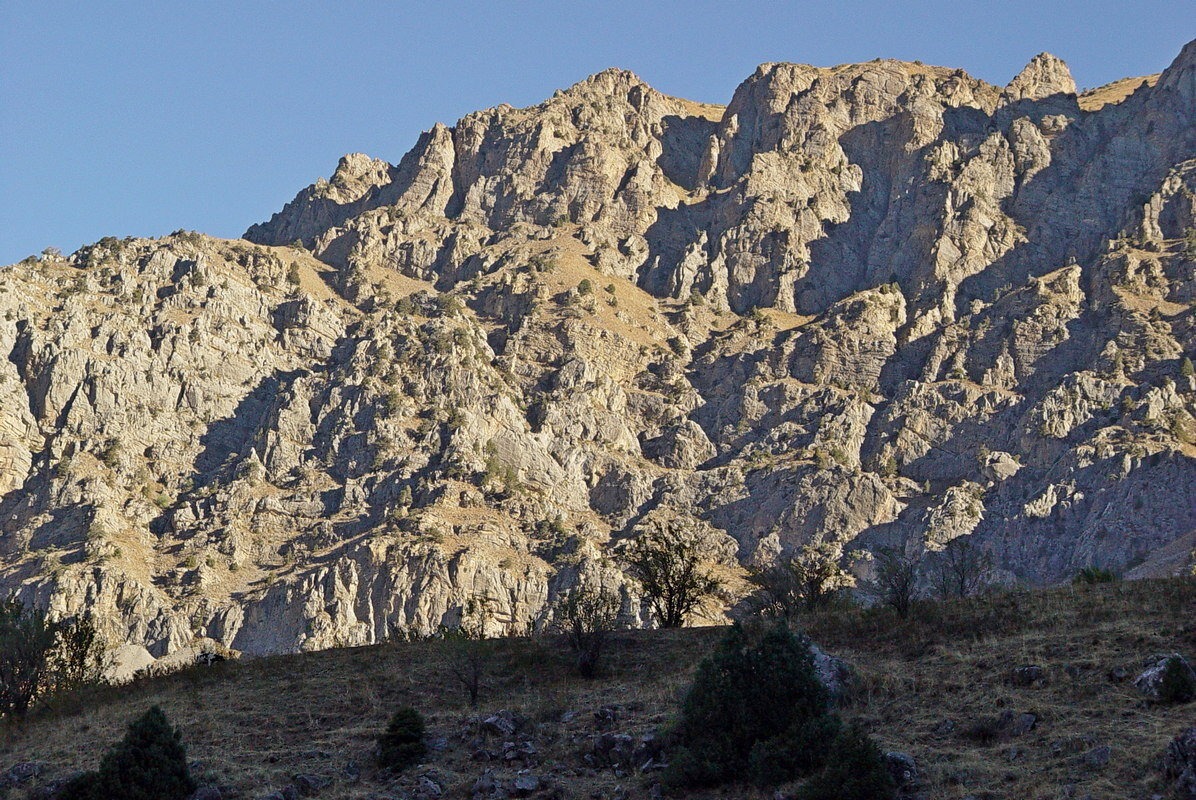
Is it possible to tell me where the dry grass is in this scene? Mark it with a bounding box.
[2,579,1194,799]
[1078,74,1160,111]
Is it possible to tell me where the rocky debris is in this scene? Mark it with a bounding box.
[1010,664,1048,686]
[0,762,43,787]
[478,710,525,739]
[807,638,855,705]
[2,40,1196,660]
[471,769,497,798]
[1164,726,1196,800]
[883,752,920,795]
[417,774,444,798]
[578,730,665,775]
[189,787,224,800]
[1135,654,1196,700]
[511,772,540,796]
[291,773,330,796]
[593,706,621,731]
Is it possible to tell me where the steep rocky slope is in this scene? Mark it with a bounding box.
[1,43,1195,662]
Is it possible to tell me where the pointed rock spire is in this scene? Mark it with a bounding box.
[1003,52,1077,102]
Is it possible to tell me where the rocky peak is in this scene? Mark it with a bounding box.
[324,153,392,202]
[1002,52,1077,102]
[562,67,650,97]
[5,41,1196,667]
[1155,38,1196,105]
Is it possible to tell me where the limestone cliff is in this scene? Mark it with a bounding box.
[2,42,1195,663]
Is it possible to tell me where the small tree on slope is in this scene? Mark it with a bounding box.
[60,705,195,800]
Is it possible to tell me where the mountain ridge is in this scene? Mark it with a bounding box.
[1,41,1194,668]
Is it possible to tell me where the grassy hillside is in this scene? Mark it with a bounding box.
[3,578,1195,799]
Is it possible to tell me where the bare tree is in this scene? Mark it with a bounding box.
[553,584,622,678]
[623,523,722,628]
[441,596,500,708]
[930,537,991,599]
[748,542,857,617]
[867,547,921,618]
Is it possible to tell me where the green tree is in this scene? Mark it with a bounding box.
[797,723,896,800]
[61,706,195,800]
[664,624,837,789]
[0,599,57,717]
[376,707,427,771]
[748,542,857,617]
[930,537,990,599]
[0,598,104,718]
[623,523,722,628]
[867,547,920,619]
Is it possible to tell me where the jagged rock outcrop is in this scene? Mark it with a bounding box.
[2,41,1195,662]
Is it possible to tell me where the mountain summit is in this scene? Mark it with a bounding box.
[1,41,1194,664]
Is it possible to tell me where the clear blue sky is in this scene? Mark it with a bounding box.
[2,1,1191,264]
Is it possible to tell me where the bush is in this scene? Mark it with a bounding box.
[797,723,896,800]
[0,598,105,718]
[930,537,990,599]
[553,584,622,678]
[748,714,841,786]
[376,707,427,771]
[664,624,835,789]
[60,706,195,800]
[748,542,857,618]
[867,547,920,618]
[0,599,57,717]
[1159,656,1196,704]
[1073,566,1117,585]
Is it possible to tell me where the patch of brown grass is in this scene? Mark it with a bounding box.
[1,580,1193,799]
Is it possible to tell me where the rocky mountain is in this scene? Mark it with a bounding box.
[1,42,1194,666]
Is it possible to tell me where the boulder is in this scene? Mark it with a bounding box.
[1164,727,1196,800]
[1135,654,1196,701]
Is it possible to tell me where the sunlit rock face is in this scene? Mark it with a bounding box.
[3,42,1195,659]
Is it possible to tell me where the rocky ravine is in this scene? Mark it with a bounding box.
[1,43,1195,666]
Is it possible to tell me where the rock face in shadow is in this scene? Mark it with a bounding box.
[2,43,1195,660]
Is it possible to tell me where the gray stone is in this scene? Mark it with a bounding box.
[1135,654,1196,701]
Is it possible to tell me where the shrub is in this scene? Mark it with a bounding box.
[578,278,593,294]
[0,599,104,718]
[867,547,920,619]
[441,597,502,707]
[60,706,195,800]
[553,584,622,678]
[1073,566,1117,585]
[664,624,835,789]
[797,723,896,800]
[376,707,427,771]
[930,537,990,599]
[748,713,841,786]
[748,542,857,618]
[0,599,57,717]
[1159,656,1196,704]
